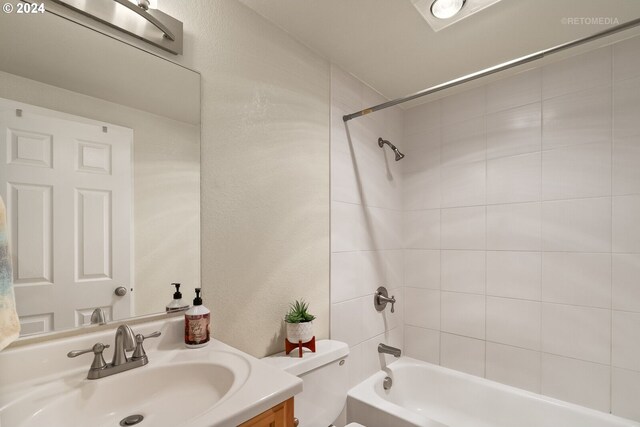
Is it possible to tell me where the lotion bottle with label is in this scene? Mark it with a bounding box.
[184,288,210,348]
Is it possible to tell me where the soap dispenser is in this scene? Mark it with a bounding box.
[166,283,189,313]
[184,288,210,348]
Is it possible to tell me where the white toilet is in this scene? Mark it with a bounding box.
[263,340,365,427]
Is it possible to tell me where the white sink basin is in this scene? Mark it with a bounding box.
[0,318,302,427]
[3,352,249,427]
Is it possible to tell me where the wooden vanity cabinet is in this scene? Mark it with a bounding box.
[238,398,295,427]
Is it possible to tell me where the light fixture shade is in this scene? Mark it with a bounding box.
[431,0,466,19]
[411,0,502,32]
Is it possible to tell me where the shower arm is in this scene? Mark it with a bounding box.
[378,137,396,150]
[343,17,640,122]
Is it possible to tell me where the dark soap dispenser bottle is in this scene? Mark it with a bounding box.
[184,288,210,348]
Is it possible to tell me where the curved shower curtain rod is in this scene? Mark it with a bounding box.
[343,17,640,122]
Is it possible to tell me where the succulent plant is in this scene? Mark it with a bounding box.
[284,299,316,323]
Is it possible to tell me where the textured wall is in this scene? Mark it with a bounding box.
[401,36,640,421]
[160,0,330,357]
[0,70,201,320]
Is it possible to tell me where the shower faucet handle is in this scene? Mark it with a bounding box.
[382,294,396,313]
[374,286,396,313]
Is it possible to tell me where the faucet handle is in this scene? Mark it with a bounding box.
[67,343,110,370]
[374,286,396,313]
[142,331,162,340]
[131,331,161,362]
[381,293,396,313]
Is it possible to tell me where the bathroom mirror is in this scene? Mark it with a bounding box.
[0,9,200,337]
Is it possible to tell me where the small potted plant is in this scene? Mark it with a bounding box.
[284,299,316,343]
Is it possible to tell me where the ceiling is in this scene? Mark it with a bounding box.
[239,0,640,106]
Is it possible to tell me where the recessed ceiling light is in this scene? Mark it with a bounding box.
[430,0,466,19]
[412,0,502,32]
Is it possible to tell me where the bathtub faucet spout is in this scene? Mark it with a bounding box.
[378,343,401,358]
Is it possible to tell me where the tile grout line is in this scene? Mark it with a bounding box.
[484,87,488,380]
[437,99,443,368]
[609,48,615,414]
[539,61,545,395]
[401,193,638,214]
[406,324,638,371]
[412,288,619,310]
[329,75,334,342]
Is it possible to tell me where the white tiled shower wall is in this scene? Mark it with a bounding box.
[330,66,405,386]
[330,35,640,421]
[402,36,640,420]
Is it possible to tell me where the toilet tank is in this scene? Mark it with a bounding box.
[263,340,350,427]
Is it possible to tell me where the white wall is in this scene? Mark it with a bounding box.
[159,0,330,358]
[330,66,404,387]
[402,35,640,420]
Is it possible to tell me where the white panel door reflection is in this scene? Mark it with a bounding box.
[0,98,132,334]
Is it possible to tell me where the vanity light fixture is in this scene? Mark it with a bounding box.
[430,0,466,20]
[50,0,183,54]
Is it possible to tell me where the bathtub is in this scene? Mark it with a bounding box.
[347,357,639,427]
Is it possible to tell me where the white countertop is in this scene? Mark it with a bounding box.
[0,317,302,427]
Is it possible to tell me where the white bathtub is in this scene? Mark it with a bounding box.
[347,357,639,427]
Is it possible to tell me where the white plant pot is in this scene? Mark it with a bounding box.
[286,321,314,343]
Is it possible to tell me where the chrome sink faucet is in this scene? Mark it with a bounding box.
[67,324,161,379]
[113,324,136,366]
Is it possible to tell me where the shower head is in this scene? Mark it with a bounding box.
[378,138,405,161]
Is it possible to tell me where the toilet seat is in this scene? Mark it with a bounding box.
[345,423,366,427]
